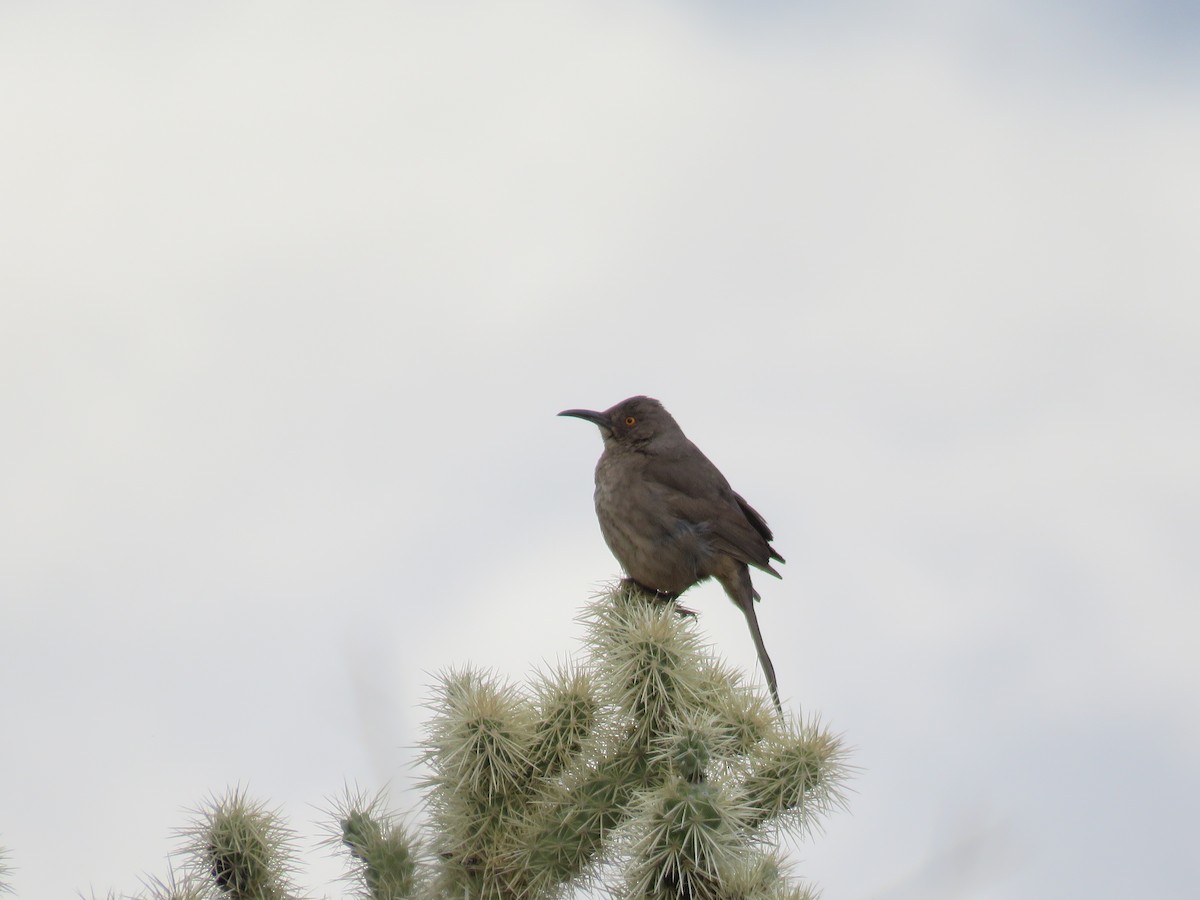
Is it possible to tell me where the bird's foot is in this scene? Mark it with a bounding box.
[619,578,696,617]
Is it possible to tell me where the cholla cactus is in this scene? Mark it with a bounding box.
[179,787,298,900]
[0,844,11,896]
[419,583,849,900]
[136,867,210,900]
[328,788,423,900]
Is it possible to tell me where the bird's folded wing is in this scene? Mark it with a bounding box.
[734,492,785,566]
[643,455,783,577]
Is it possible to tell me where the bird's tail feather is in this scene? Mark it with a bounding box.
[717,567,783,716]
[741,599,782,716]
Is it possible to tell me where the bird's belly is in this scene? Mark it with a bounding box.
[594,485,711,595]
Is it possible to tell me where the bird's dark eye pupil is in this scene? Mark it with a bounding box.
[625,416,636,426]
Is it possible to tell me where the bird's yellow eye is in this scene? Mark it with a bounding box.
[625,416,636,427]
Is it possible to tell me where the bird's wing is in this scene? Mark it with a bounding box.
[643,450,784,578]
[734,492,786,566]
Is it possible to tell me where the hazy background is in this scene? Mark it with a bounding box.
[2,2,1198,897]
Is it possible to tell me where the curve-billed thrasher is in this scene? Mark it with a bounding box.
[559,396,785,713]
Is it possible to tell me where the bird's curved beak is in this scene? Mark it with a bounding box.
[558,408,610,430]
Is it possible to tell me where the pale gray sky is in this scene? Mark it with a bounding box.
[2,2,1198,898]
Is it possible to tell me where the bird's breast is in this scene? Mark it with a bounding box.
[592,451,713,594]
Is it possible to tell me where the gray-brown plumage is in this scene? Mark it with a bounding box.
[559,395,785,714]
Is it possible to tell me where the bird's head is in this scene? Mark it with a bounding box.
[558,395,681,449]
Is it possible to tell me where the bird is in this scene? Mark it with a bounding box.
[559,395,785,714]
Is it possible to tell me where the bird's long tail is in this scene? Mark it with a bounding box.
[742,599,782,716]
[722,567,782,716]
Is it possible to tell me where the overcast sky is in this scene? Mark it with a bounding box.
[2,2,1198,898]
